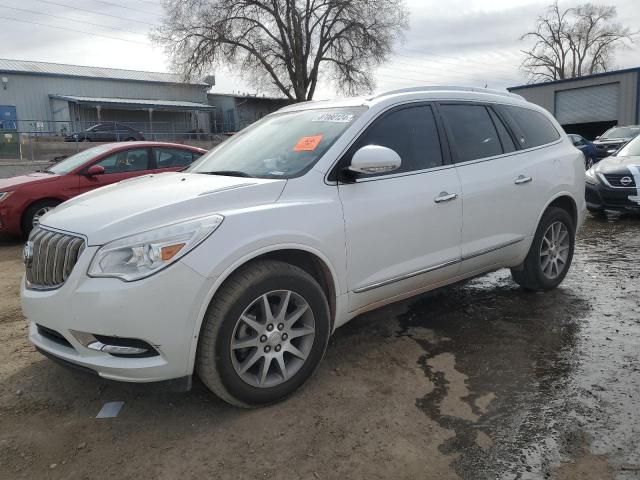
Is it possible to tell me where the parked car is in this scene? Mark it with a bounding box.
[65,123,145,142]
[585,134,640,215]
[21,87,586,407]
[0,142,206,236]
[568,134,597,169]
[592,125,640,159]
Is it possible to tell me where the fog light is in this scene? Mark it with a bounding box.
[71,330,158,358]
[88,341,149,356]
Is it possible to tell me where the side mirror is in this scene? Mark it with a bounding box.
[348,145,401,175]
[85,165,105,176]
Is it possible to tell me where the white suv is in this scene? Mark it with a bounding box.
[21,87,586,407]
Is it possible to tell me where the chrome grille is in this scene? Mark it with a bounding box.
[26,227,86,290]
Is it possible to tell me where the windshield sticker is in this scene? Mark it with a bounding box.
[294,134,324,152]
[312,113,355,123]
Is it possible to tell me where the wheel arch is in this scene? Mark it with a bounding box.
[541,193,578,228]
[186,244,340,374]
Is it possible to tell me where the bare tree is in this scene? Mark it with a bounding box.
[153,0,408,101]
[520,1,636,82]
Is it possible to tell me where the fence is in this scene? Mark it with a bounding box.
[0,120,234,161]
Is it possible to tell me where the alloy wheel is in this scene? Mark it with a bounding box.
[230,290,315,388]
[540,221,570,280]
[32,206,54,227]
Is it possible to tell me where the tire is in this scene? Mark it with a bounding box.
[125,137,136,141]
[511,207,575,291]
[196,259,331,408]
[22,200,61,237]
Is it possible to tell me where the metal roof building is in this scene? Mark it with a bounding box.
[0,58,214,138]
[508,67,640,140]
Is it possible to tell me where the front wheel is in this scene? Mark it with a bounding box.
[196,260,330,408]
[22,200,60,237]
[511,207,575,291]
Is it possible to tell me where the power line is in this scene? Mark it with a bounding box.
[0,15,151,45]
[0,4,148,36]
[396,48,520,76]
[33,0,158,26]
[90,0,162,17]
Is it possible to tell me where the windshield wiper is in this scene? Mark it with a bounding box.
[199,170,254,178]
[35,169,56,174]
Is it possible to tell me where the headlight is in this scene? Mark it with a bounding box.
[88,214,224,281]
[585,167,600,185]
[0,192,14,203]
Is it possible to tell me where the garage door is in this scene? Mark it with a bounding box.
[555,83,619,125]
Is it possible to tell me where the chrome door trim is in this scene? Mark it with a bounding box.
[353,258,460,293]
[461,237,525,262]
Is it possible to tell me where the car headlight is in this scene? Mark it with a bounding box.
[585,167,600,185]
[88,214,224,281]
[0,192,14,203]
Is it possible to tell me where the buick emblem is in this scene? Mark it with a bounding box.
[620,176,633,186]
[23,242,34,268]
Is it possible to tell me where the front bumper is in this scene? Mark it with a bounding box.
[21,246,213,383]
[585,183,640,212]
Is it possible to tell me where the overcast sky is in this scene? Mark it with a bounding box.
[0,0,638,99]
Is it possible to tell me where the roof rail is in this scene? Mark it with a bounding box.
[367,86,525,101]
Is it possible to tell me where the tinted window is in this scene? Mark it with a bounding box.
[93,148,150,173]
[440,104,502,162]
[348,105,443,174]
[97,123,115,131]
[154,147,195,168]
[501,106,560,148]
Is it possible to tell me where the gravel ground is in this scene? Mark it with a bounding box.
[0,214,639,479]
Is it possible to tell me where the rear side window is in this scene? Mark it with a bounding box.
[347,105,443,175]
[154,147,195,168]
[500,105,560,148]
[439,104,503,162]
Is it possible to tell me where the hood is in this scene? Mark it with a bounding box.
[0,172,59,191]
[40,172,286,245]
[594,155,640,175]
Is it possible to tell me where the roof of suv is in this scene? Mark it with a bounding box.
[278,86,528,113]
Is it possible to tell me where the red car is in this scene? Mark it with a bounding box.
[0,142,206,237]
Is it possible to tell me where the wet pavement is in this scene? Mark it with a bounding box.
[0,214,639,479]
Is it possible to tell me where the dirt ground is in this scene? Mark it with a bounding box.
[1,214,639,480]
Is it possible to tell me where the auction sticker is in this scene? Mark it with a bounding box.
[312,113,355,123]
[294,134,324,152]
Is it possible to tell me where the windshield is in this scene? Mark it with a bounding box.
[616,135,640,157]
[601,127,640,139]
[188,107,366,179]
[47,145,113,174]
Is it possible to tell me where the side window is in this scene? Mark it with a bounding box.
[439,104,503,162]
[348,105,443,175]
[489,108,516,153]
[500,105,560,148]
[93,148,150,174]
[154,148,195,168]
[98,123,115,131]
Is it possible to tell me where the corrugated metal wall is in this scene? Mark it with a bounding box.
[511,71,639,126]
[0,73,209,121]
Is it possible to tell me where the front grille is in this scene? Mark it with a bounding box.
[26,227,86,290]
[604,173,636,188]
[36,324,74,349]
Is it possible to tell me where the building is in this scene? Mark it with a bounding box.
[0,58,215,138]
[207,93,291,133]
[508,67,640,139]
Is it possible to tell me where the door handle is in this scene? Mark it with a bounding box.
[515,175,533,185]
[434,192,458,203]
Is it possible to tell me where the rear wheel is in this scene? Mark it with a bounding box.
[511,207,575,291]
[22,200,60,237]
[196,260,330,408]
